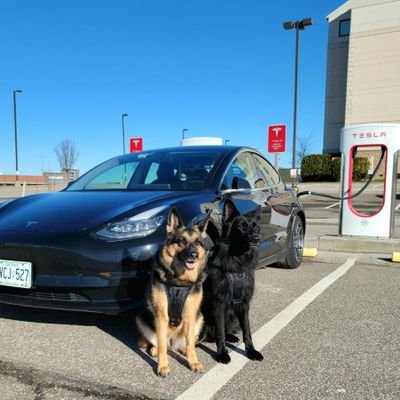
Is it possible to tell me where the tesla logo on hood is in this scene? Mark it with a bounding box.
[25,221,38,228]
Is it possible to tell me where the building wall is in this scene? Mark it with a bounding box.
[324,0,400,154]
[323,10,351,154]
[346,1,400,126]
[0,175,45,185]
[0,169,79,186]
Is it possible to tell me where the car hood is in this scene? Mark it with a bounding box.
[0,191,182,233]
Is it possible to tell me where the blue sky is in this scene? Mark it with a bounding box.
[0,0,344,176]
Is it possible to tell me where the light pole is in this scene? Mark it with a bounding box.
[182,128,188,140]
[13,90,23,181]
[283,18,312,178]
[121,113,128,154]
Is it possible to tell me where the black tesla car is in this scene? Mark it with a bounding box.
[0,146,305,314]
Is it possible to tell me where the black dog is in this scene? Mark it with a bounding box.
[202,200,263,364]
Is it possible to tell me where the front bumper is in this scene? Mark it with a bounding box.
[0,283,146,314]
[0,230,161,314]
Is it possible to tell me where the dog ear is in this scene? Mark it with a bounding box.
[223,200,239,222]
[197,209,212,238]
[166,207,183,234]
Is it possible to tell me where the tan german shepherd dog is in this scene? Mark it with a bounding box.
[136,208,209,377]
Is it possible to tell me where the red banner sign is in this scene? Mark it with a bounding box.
[268,125,286,153]
[130,137,143,153]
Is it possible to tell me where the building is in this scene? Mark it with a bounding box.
[0,169,79,187]
[323,0,400,155]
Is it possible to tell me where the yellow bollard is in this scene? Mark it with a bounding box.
[303,248,318,257]
[392,252,400,262]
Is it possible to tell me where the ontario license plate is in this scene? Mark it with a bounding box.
[0,259,32,289]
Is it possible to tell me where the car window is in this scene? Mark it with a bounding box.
[143,153,217,190]
[221,152,256,190]
[85,162,138,189]
[144,162,161,184]
[67,149,223,192]
[252,154,281,188]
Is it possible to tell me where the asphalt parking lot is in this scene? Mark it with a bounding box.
[0,251,399,400]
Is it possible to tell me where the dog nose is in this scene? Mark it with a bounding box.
[189,251,198,259]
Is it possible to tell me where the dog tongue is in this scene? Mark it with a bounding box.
[185,260,196,270]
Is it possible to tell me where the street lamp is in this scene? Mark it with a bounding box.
[121,113,128,155]
[283,18,312,178]
[182,128,188,140]
[13,90,23,181]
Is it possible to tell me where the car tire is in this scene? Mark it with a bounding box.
[279,214,304,269]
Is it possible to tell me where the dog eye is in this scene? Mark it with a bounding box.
[176,237,187,246]
[194,239,202,246]
[242,222,248,230]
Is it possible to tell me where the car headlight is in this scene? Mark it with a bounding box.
[95,206,167,240]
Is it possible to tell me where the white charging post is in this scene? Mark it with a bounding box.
[340,123,400,238]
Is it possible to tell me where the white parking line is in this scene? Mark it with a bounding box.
[372,184,383,190]
[325,201,340,209]
[176,256,358,400]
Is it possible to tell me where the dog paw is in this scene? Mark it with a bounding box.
[190,361,203,373]
[226,333,240,343]
[216,352,231,364]
[247,349,264,361]
[148,346,157,357]
[178,346,188,356]
[157,365,170,378]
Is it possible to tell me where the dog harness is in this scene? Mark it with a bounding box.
[164,283,193,327]
[226,272,248,304]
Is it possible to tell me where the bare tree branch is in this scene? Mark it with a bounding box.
[54,139,79,171]
[297,132,315,167]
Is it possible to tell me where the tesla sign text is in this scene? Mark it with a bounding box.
[268,125,286,153]
[130,137,143,153]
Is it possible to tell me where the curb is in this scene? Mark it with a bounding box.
[305,235,400,254]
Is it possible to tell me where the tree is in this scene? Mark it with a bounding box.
[296,132,315,167]
[54,139,79,171]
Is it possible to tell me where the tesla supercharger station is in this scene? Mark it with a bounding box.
[340,123,400,238]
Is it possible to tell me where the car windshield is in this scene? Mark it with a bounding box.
[66,149,223,191]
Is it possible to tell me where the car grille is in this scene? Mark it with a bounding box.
[23,291,90,303]
[0,288,90,303]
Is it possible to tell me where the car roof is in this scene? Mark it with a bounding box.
[117,145,259,159]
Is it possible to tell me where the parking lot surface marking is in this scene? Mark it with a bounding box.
[325,201,339,209]
[176,256,358,400]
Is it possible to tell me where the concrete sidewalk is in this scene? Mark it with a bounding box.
[304,216,400,255]
[298,182,400,255]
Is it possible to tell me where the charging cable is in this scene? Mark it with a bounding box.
[296,146,386,201]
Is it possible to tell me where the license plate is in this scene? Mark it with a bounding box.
[0,259,32,289]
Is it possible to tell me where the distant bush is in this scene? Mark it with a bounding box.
[300,154,369,182]
[331,157,342,182]
[352,157,370,181]
[300,154,334,181]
